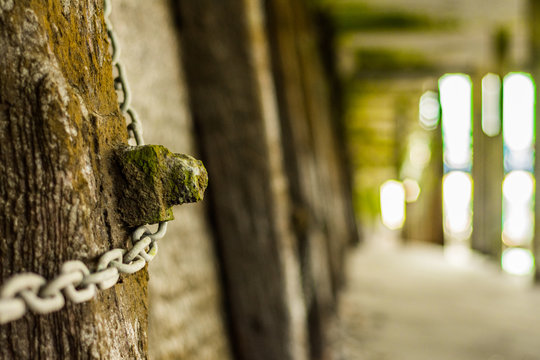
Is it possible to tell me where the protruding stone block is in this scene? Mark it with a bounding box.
[116,145,208,226]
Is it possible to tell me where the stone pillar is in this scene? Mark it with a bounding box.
[529,0,540,279]
[176,0,308,359]
[111,1,233,358]
[472,72,503,260]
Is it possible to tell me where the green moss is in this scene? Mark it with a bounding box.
[146,207,174,225]
[163,154,208,205]
[122,145,163,176]
[321,3,458,32]
[354,49,434,72]
[117,145,207,226]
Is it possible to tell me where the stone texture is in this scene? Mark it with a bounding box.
[116,145,208,226]
[0,1,149,358]
[110,1,232,359]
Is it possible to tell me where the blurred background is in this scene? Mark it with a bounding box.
[112,0,540,359]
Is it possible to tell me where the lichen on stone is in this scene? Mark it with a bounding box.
[116,144,208,226]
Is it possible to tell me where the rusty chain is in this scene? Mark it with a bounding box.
[0,0,169,324]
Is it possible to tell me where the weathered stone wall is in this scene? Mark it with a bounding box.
[264,2,359,358]
[0,0,355,358]
[111,1,232,359]
[112,0,358,358]
[176,0,358,359]
[0,1,147,358]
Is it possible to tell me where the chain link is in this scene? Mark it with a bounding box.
[0,223,167,323]
[105,0,144,147]
[0,1,170,324]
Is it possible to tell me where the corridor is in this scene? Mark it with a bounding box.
[331,234,540,360]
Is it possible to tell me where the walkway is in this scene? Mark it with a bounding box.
[331,238,540,360]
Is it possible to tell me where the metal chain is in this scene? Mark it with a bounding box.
[104,0,144,146]
[0,0,169,324]
[0,223,167,324]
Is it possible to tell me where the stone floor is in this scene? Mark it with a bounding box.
[330,236,540,360]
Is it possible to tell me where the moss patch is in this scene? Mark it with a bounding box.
[116,145,208,226]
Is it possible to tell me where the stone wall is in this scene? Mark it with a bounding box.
[113,0,357,358]
[112,1,232,359]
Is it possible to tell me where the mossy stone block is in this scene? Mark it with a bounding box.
[116,145,208,226]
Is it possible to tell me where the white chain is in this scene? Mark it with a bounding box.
[0,223,167,324]
[104,0,144,147]
[0,0,169,324]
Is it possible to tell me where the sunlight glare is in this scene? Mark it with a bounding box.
[502,207,533,246]
[503,73,535,152]
[502,171,534,204]
[443,171,472,236]
[380,180,406,230]
[439,74,472,169]
[501,248,535,276]
[419,91,440,130]
[502,171,534,246]
[482,73,501,137]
